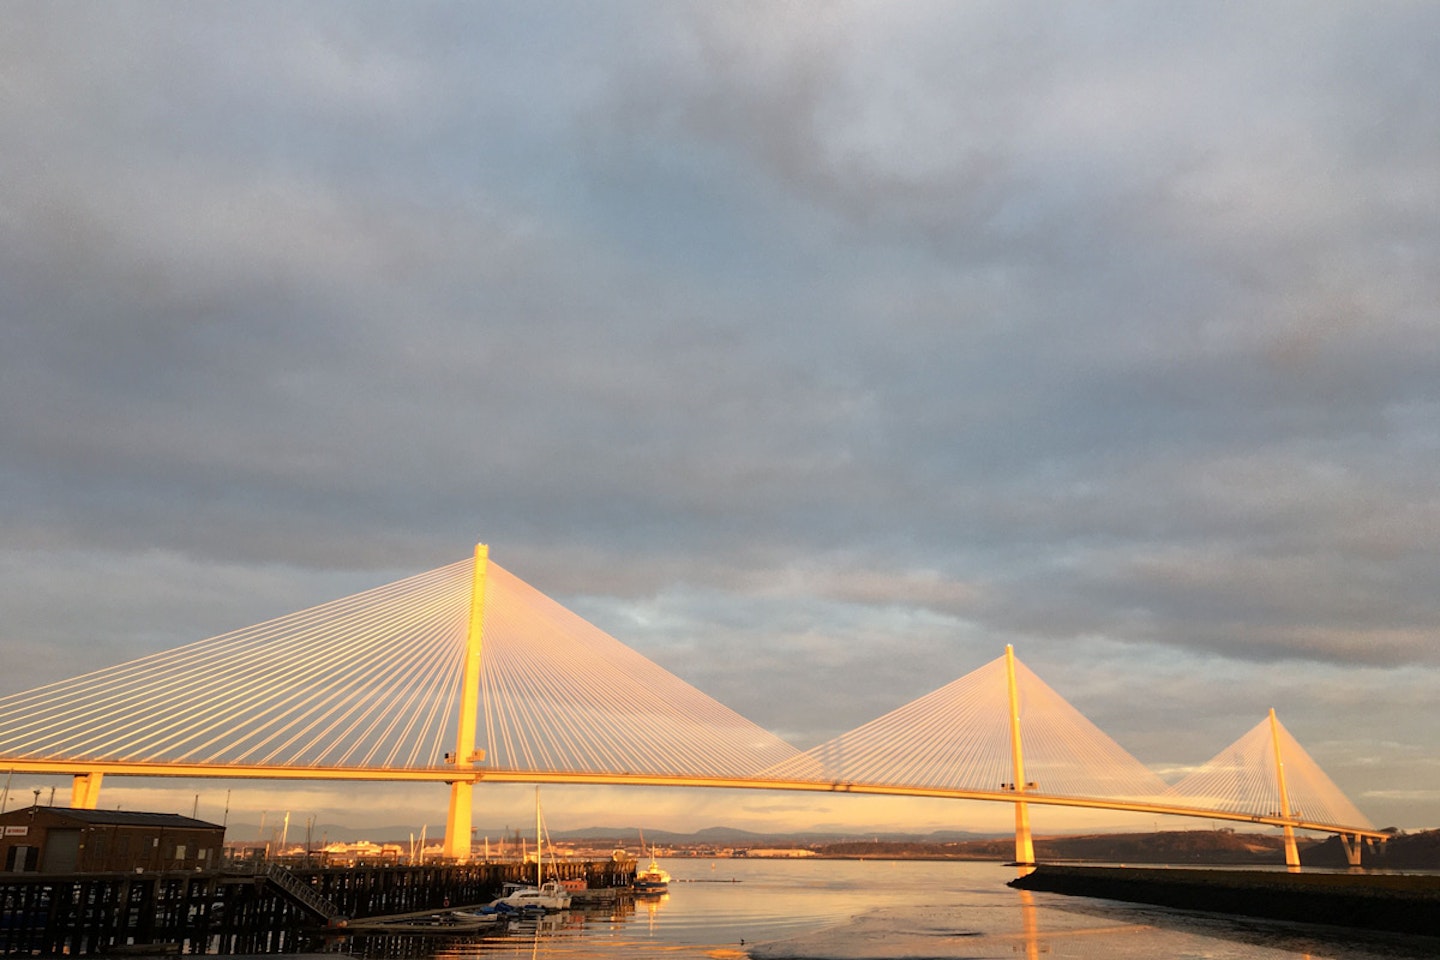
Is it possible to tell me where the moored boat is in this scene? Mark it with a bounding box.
[489,879,573,911]
[346,911,501,934]
[633,830,670,894]
[633,859,670,895]
[479,789,573,913]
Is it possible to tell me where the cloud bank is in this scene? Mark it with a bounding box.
[2,2,1436,831]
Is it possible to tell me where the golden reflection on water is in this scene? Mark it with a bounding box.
[1017,889,1040,959]
[397,861,1427,960]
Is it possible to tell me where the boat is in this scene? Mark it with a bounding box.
[634,858,670,894]
[488,880,572,912]
[482,788,572,912]
[346,911,501,934]
[633,830,670,895]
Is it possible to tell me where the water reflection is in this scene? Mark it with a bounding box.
[633,890,668,935]
[1016,889,1041,959]
[321,860,1436,960]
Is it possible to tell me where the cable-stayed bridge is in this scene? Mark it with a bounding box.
[0,545,1384,867]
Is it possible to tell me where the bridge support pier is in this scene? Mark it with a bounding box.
[1281,823,1299,869]
[69,772,103,809]
[443,543,489,861]
[1340,833,1364,867]
[1014,799,1034,867]
[446,780,473,860]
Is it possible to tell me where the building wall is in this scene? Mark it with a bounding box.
[1,817,41,872]
[74,824,223,872]
[0,808,224,874]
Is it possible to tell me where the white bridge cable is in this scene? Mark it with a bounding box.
[484,569,693,773]
[218,575,465,764]
[484,595,734,775]
[766,654,1171,802]
[0,561,474,767]
[1008,659,1173,801]
[68,568,467,765]
[240,587,467,764]
[1171,716,1373,829]
[0,563,464,748]
[0,563,464,758]
[222,584,467,767]
[765,656,1013,788]
[359,626,462,768]
[262,605,463,766]
[96,588,455,763]
[122,575,454,764]
[481,566,765,774]
[474,564,804,778]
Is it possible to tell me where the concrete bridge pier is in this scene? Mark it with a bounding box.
[1014,798,1034,867]
[70,772,103,809]
[1339,832,1373,867]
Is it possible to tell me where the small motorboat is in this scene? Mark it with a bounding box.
[481,788,573,913]
[346,912,500,934]
[489,879,573,912]
[444,908,508,925]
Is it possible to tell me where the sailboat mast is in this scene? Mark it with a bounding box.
[535,786,542,886]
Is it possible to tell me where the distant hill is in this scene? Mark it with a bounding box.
[1301,828,1440,869]
[219,819,1439,869]
[818,829,1440,869]
[551,825,1003,845]
[819,830,1300,864]
[222,821,1003,846]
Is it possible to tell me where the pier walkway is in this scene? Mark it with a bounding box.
[0,858,635,956]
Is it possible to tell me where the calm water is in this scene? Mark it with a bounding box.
[324,859,1436,960]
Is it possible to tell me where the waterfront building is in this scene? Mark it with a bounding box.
[0,805,224,873]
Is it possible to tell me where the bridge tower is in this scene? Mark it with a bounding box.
[443,543,489,860]
[1005,645,1035,868]
[1269,707,1301,869]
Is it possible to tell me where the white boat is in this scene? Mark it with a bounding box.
[485,788,572,912]
[490,879,572,911]
[347,911,501,933]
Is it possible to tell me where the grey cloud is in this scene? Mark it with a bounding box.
[2,1,1437,829]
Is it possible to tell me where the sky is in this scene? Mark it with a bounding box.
[2,2,1437,839]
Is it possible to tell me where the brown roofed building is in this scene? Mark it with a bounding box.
[0,805,225,873]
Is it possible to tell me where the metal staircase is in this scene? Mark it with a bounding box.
[261,863,343,922]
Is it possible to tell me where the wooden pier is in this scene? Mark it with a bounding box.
[0,858,635,956]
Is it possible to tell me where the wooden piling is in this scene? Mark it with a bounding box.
[0,857,635,955]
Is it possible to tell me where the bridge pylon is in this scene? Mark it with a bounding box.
[1005,645,1035,869]
[443,543,489,860]
[1269,707,1301,870]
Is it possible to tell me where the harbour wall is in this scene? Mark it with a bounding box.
[1010,864,1440,937]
